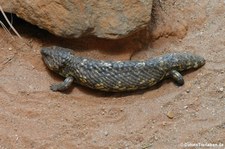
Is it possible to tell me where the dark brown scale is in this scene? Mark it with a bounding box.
[41,46,205,92]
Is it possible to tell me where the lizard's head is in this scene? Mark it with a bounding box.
[41,46,73,72]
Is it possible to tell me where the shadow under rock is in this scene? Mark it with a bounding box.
[6,13,152,60]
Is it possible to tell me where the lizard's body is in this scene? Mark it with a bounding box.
[41,46,205,92]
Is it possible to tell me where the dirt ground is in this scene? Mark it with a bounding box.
[0,0,225,149]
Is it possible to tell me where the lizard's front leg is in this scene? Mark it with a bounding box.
[50,76,74,91]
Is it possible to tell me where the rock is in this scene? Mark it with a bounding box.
[218,87,224,92]
[0,0,153,39]
[166,111,174,119]
[186,89,190,93]
[104,131,109,136]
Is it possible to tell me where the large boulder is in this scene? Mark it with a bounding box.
[1,0,153,39]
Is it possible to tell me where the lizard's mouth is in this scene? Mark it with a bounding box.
[41,48,60,72]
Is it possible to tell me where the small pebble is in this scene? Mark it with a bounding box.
[186,89,190,93]
[166,111,174,119]
[218,87,224,92]
[104,131,109,136]
[154,136,158,141]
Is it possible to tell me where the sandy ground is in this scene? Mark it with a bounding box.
[0,0,225,148]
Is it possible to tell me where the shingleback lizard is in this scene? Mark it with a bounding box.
[41,46,205,92]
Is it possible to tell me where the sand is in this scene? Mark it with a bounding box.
[0,1,224,148]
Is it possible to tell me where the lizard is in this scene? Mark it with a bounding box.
[41,46,205,92]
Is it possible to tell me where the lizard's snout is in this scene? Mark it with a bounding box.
[41,48,50,57]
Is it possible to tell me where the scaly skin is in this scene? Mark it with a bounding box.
[41,46,205,92]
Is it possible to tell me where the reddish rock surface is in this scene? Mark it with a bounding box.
[0,0,153,39]
[0,0,225,148]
